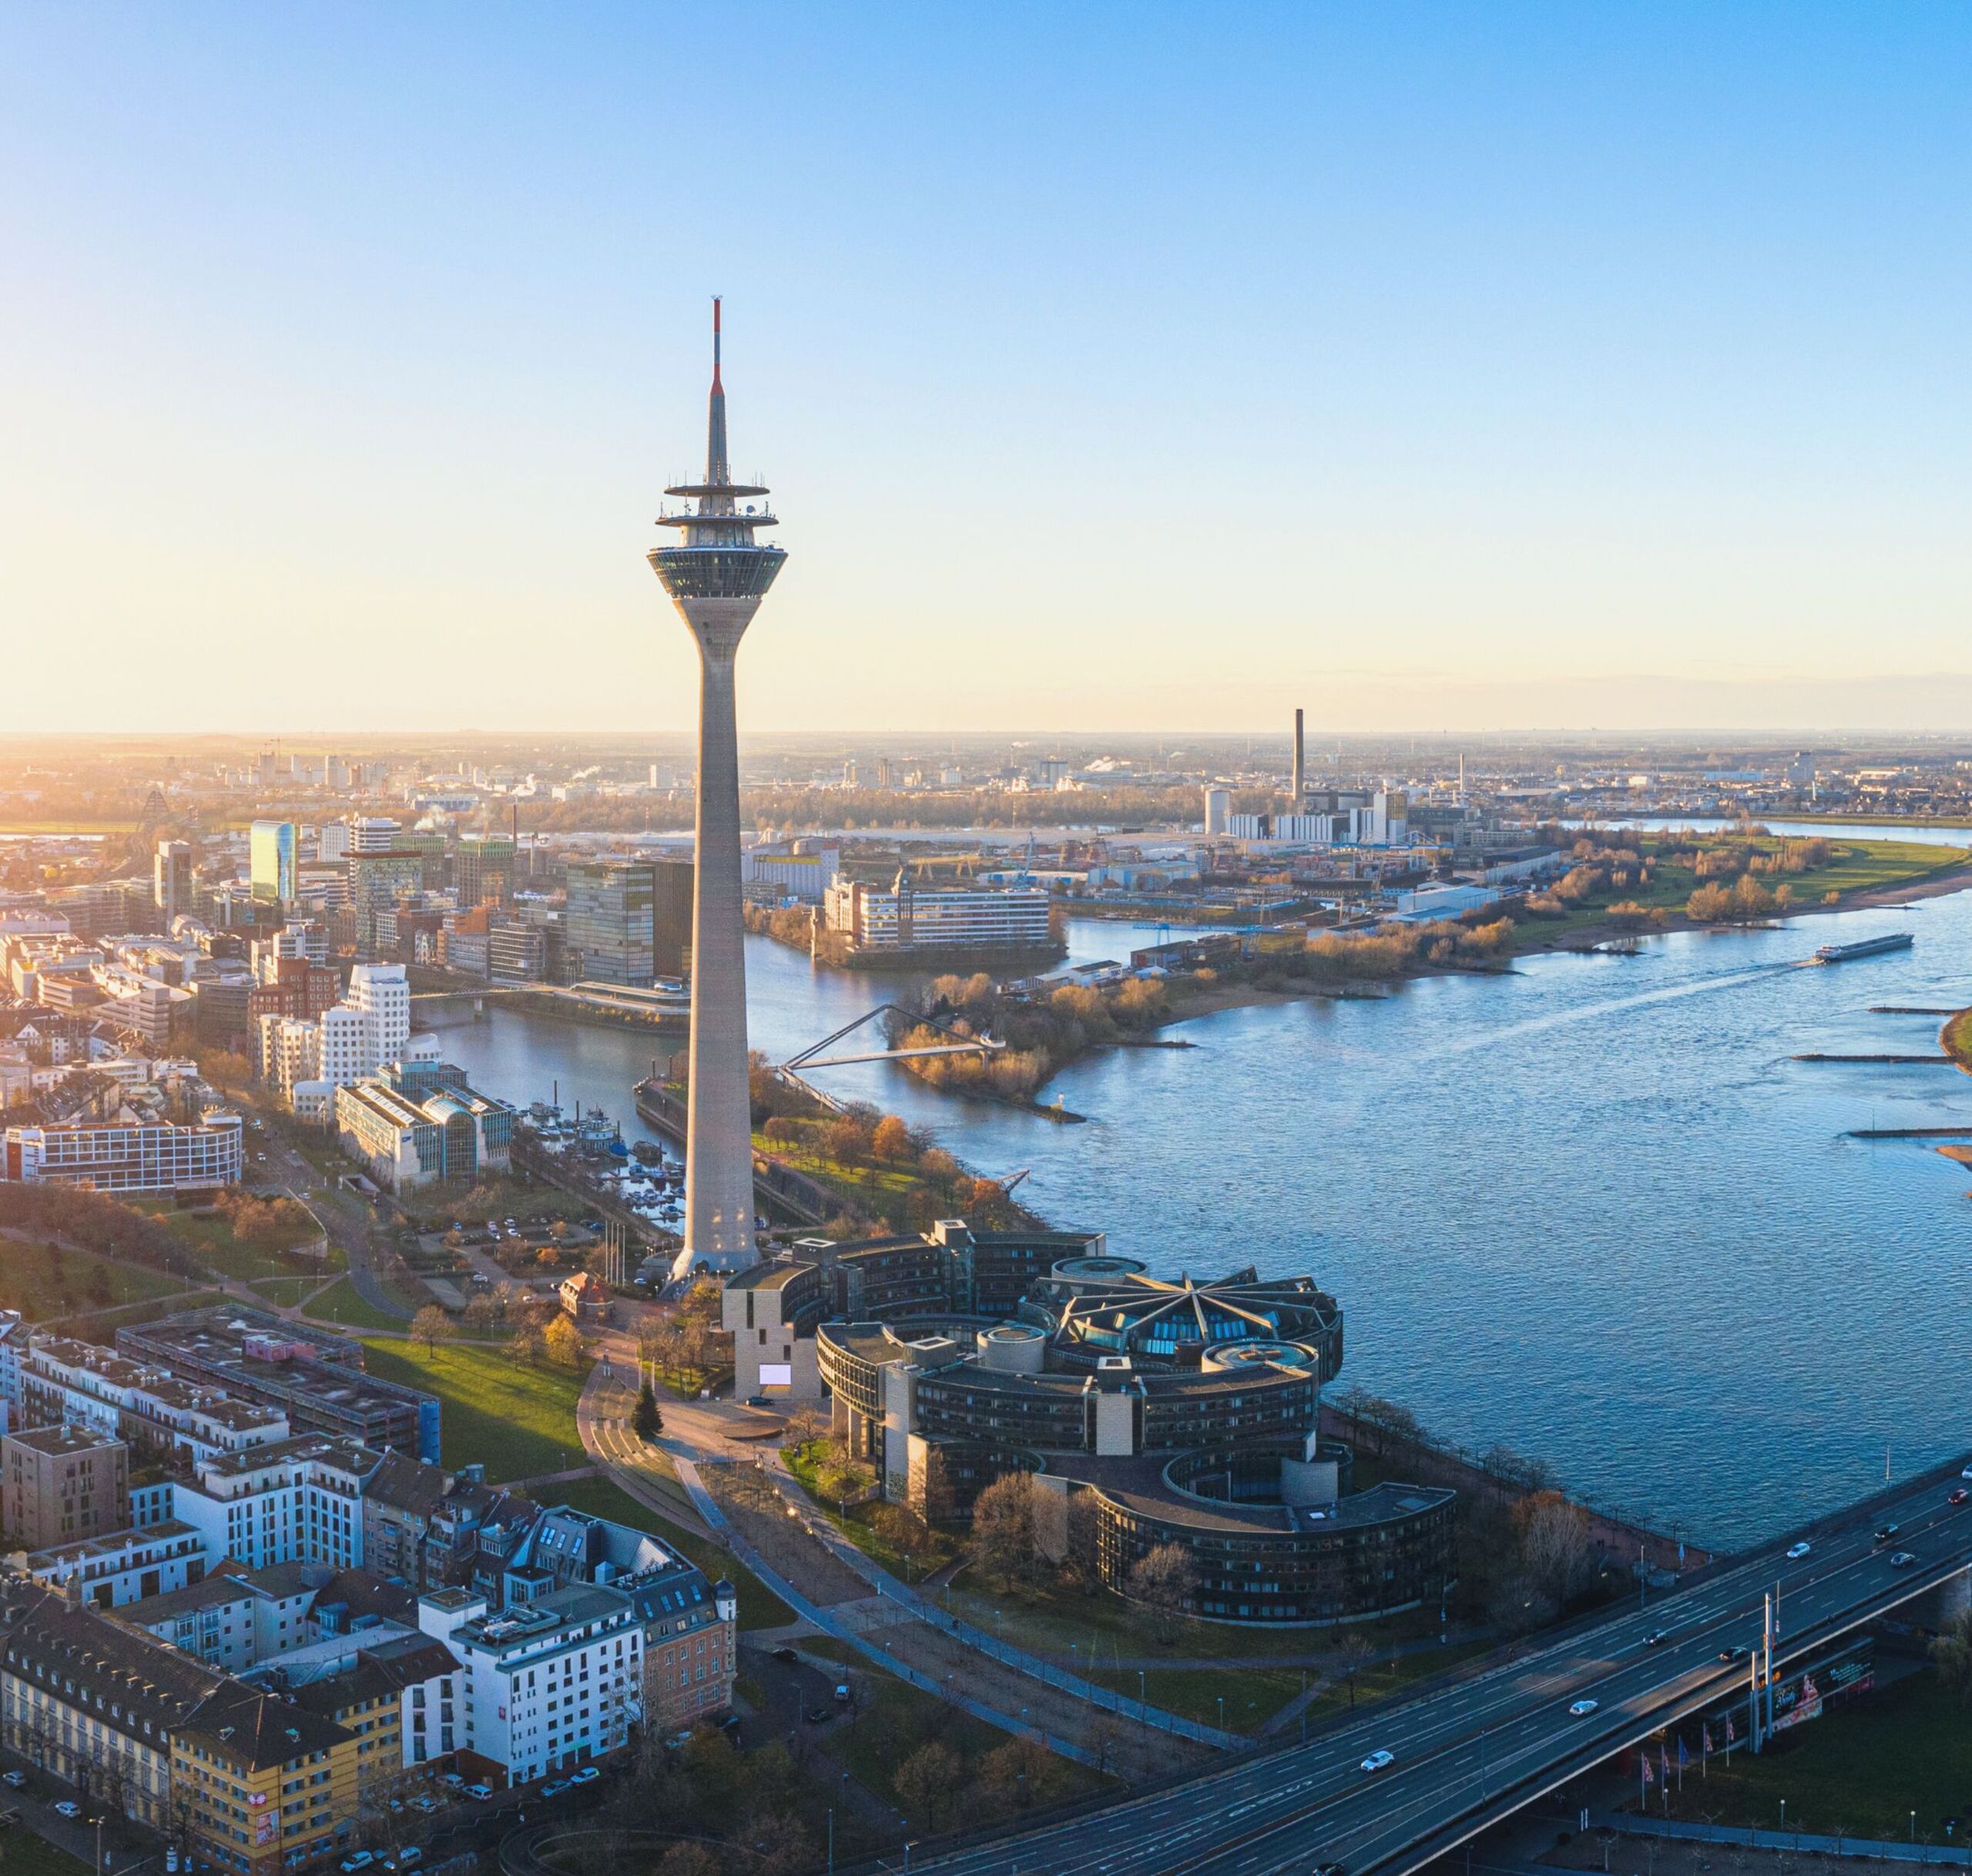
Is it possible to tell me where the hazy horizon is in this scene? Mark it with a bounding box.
[6,5,1971,735]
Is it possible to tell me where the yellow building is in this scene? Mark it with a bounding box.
[171,1684,357,1876]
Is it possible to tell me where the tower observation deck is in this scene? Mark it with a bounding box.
[648,300,786,1275]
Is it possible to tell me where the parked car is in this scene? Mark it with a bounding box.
[338,1855,374,1874]
[745,1395,770,1409]
[464,1785,495,1802]
[568,1767,600,1786]
[0,1809,22,1827]
[54,1802,82,1821]
[541,1781,572,1799]
[805,1707,831,1724]
[833,1683,852,1704]
[770,1647,799,1663]
[1786,1541,1811,1559]
[393,1848,424,1869]
[1360,1750,1395,1774]
[1,1773,25,1789]
[164,1849,179,1873]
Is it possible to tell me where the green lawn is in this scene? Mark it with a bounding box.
[0,1240,186,1319]
[361,1337,586,1482]
[252,1275,327,1307]
[823,1670,1112,1831]
[0,1831,94,1876]
[947,1569,1436,1665]
[303,1275,411,1332]
[1085,1662,1306,1732]
[547,1473,797,1631]
[1666,1669,1972,1841]
[1511,836,1967,950]
[143,1202,339,1283]
[784,1439,957,1581]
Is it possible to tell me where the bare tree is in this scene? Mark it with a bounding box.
[971,1472,1039,1588]
[1333,1630,1378,1709]
[894,1740,961,1828]
[1516,1492,1595,1606]
[1127,1543,1199,1643]
[409,1305,452,1360]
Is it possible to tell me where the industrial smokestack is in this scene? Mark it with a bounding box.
[1291,708,1305,801]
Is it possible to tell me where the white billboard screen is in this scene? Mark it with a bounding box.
[759,1364,793,1389]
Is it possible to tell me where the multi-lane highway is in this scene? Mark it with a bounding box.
[915,1462,1972,1876]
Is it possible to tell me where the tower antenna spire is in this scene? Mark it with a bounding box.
[706,296,729,485]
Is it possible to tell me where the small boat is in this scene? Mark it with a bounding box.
[1813,933,1914,964]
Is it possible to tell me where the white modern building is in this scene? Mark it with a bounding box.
[172,1434,379,1573]
[0,1111,243,1194]
[823,878,1054,957]
[418,1582,642,1787]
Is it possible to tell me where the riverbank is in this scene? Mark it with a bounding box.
[1537,852,1972,957]
[1941,1006,1972,1070]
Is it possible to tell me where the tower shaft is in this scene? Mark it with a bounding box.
[649,301,787,1277]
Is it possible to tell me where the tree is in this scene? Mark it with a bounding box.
[1515,1492,1596,1606]
[1333,1630,1378,1709]
[1127,1543,1199,1643]
[508,1320,545,1365]
[543,1315,585,1369]
[1933,1609,1972,1705]
[971,1472,1038,1587]
[894,1740,961,1829]
[870,1114,913,1161]
[653,1846,723,1876]
[632,1381,664,1441]
[409,1306,452,1360]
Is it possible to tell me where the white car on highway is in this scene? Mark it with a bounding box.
[1786,1541,1811,1559]
[1568,1699,1599,1716]
[1360,1750,1395,1774]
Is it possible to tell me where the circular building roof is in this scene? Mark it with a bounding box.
[1026,1268,1343,1372]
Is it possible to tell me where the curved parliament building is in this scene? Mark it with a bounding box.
[727,1222,1454,1626]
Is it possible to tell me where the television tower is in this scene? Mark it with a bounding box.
[649,301,787,1275]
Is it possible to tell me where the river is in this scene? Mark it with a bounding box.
[437,819,1972,1547]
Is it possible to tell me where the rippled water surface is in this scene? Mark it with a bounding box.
[441,821,1972,1546]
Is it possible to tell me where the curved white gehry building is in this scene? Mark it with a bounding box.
[648,303,786,1277]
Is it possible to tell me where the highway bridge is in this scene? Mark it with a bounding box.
[914,1459,1972,1876]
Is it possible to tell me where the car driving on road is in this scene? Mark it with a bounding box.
[1360,1750,1395,1774]
[1786,1541,1811,1559]
[1890,1550,1917,1568]
[1568,1699,1599,1716]
[1873,1524,1900,1544]
[1950,1489,1968,1506]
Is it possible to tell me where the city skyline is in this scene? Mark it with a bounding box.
[5,5,1972,735]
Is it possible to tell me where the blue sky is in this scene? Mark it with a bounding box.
[3,3,1970,734]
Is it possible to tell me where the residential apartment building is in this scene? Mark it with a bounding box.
[2,1426,129,1549]
[119,1311,441,1465]
[418,1584,641,1788]
[19,1520,207,1609]
[118,1562,317,1676]
[17,1334,291,1468]
[169,1675,358,1876]
[170,1435,379,1574]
